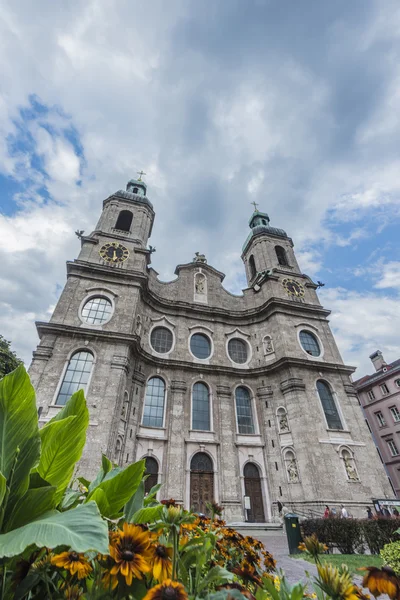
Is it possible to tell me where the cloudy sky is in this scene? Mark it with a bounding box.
[1,0,400,378]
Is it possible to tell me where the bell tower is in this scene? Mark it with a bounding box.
[241,207,301,286]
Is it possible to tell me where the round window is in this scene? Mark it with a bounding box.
[81,297,113,324]
[299,330,320,356]
[190,333,211,359]
[228,338,248,364]
[150,327,173,354]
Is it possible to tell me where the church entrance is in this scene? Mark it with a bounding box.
[190,452,214,515]
[244,462,265,522]
[144,457,158,495]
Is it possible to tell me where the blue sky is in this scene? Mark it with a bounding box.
[0,0,400,376]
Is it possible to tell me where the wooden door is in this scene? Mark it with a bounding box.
[190,452,214,514]
[244,463,265,522]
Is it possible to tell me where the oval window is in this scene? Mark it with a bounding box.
[81,297,113,324]
[228,338,248,364]
[299,330,320,357]
[190,333,211,359]
[150,327,173,354]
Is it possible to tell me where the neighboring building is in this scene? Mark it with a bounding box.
[354,351,400,497]
[29,177,393,522]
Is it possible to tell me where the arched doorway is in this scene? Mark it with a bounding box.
[244,462,265,522]
[190,452,214,514]
[144,457,158,495]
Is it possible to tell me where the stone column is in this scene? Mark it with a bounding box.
[164,380,187,503]
[216,385,243,522]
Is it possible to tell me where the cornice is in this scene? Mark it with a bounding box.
[35,321,355,377]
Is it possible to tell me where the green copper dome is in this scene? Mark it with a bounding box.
[242,210,287,253]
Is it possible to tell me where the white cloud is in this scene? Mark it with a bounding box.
[375,261,400,290]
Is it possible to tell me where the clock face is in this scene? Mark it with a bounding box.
[282,278,305,298]
[99,242,129,264]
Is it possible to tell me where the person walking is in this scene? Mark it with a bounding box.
[366,507,373,519]
[340,504,349,519]
[324,505,331,518]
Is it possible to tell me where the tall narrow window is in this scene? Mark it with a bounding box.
[55,351,94,406]
[142,377,166,428]
[375,411,386,427]
[317,380,343,430]
[390,406,400,423]
[115,210,133,232]
[192,382,210,431]
[249,255,257,280]
[235,387,255,434]
[144,457,159,494]
[275,246,289,266]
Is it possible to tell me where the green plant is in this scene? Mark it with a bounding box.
[381,541,400,576]
[0,335,22,379]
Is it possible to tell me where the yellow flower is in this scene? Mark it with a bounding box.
[361,566,400,600]
[273,576,281,591]
[109,523,152,586]
[143,579,188,600]
[299,535,328,560]
[316,563,359,600]
[51,551,92,579]
[151,544,173,582]
[63,583,84,599]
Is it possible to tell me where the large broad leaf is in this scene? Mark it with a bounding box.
[0,366,41,522]
[0,472,6,507]
[36,390,89,502]
[125,480,145,522]
[0,501,109,557]
[132,505,163,524]
[5,485,57,532]
[86,460,145,519]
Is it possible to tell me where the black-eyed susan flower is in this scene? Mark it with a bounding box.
[151,544,173,581]
[63,583,84,599]
[232,561,262,586]
[109,523,152,586]
[361,566,400,600]
[143,579,188,600]
[51,551,92,579]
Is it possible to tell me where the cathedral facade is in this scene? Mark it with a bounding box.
[29,178,393,522]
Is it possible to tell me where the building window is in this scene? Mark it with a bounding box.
[55,351,94,406]
[142,377,166,428]
[299,330,321,357]
[144,457,158,494]
[192,382,210,431]
[228,338,248,364]
[375,411,386,427]
[190,333,211,359]
[235,387,255,434]
[150,327,173,354]
[133,187,138,193]
[275,246,289,266]
[249,255,257,280]
[380,383,390,395]
[115,210,133,232]
[387,439,400,457]
[395,379,400,388]
[367,390,376,401]
[390,406,400,423]
[316,380,343,430]
[81,297,113,325]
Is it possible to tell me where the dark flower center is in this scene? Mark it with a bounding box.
[161,586,178,600]
[121,550,135,561]
[156,545,168,558]
[69,553,80,562]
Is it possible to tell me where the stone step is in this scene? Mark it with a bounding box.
[228,522,283,534]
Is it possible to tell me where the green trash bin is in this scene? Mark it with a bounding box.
[284,513,303,554]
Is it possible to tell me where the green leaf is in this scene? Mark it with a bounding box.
[0,366,41,520]
[88,487,111,517]
[144,482,162,505]
[37,390,89,502]
[0,501,109,557]
[132,505,163,524]
[5,485,57,531]
[61,488,82,510]
[125,480,145,522]
[86,460,145,518]
[197,566,234,593]
[0,472,6,507]
[101,454,113,474]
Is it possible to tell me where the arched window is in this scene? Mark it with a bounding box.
[142,377,166,428]
[299,330,321,357]
[244,462,260,478]
[317,380,343,430]
[192,382,210,431]
[235,387,255,434]
[55,350,94,406]
[249,255,257,280]
[114,438,122,464]
[144,457,159,493]
[115,210,133,232]
[275,246,289,266]
[191,452,213,472]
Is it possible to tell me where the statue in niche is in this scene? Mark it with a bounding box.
[344,456,359,481]
[195,274,206,294]
[135,315,142,336]
[264,336,274,354]
[193,252,207,264]
[279,412,289,432]
[287,458,299,482]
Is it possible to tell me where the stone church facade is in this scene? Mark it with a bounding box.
[29,177,393,522]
